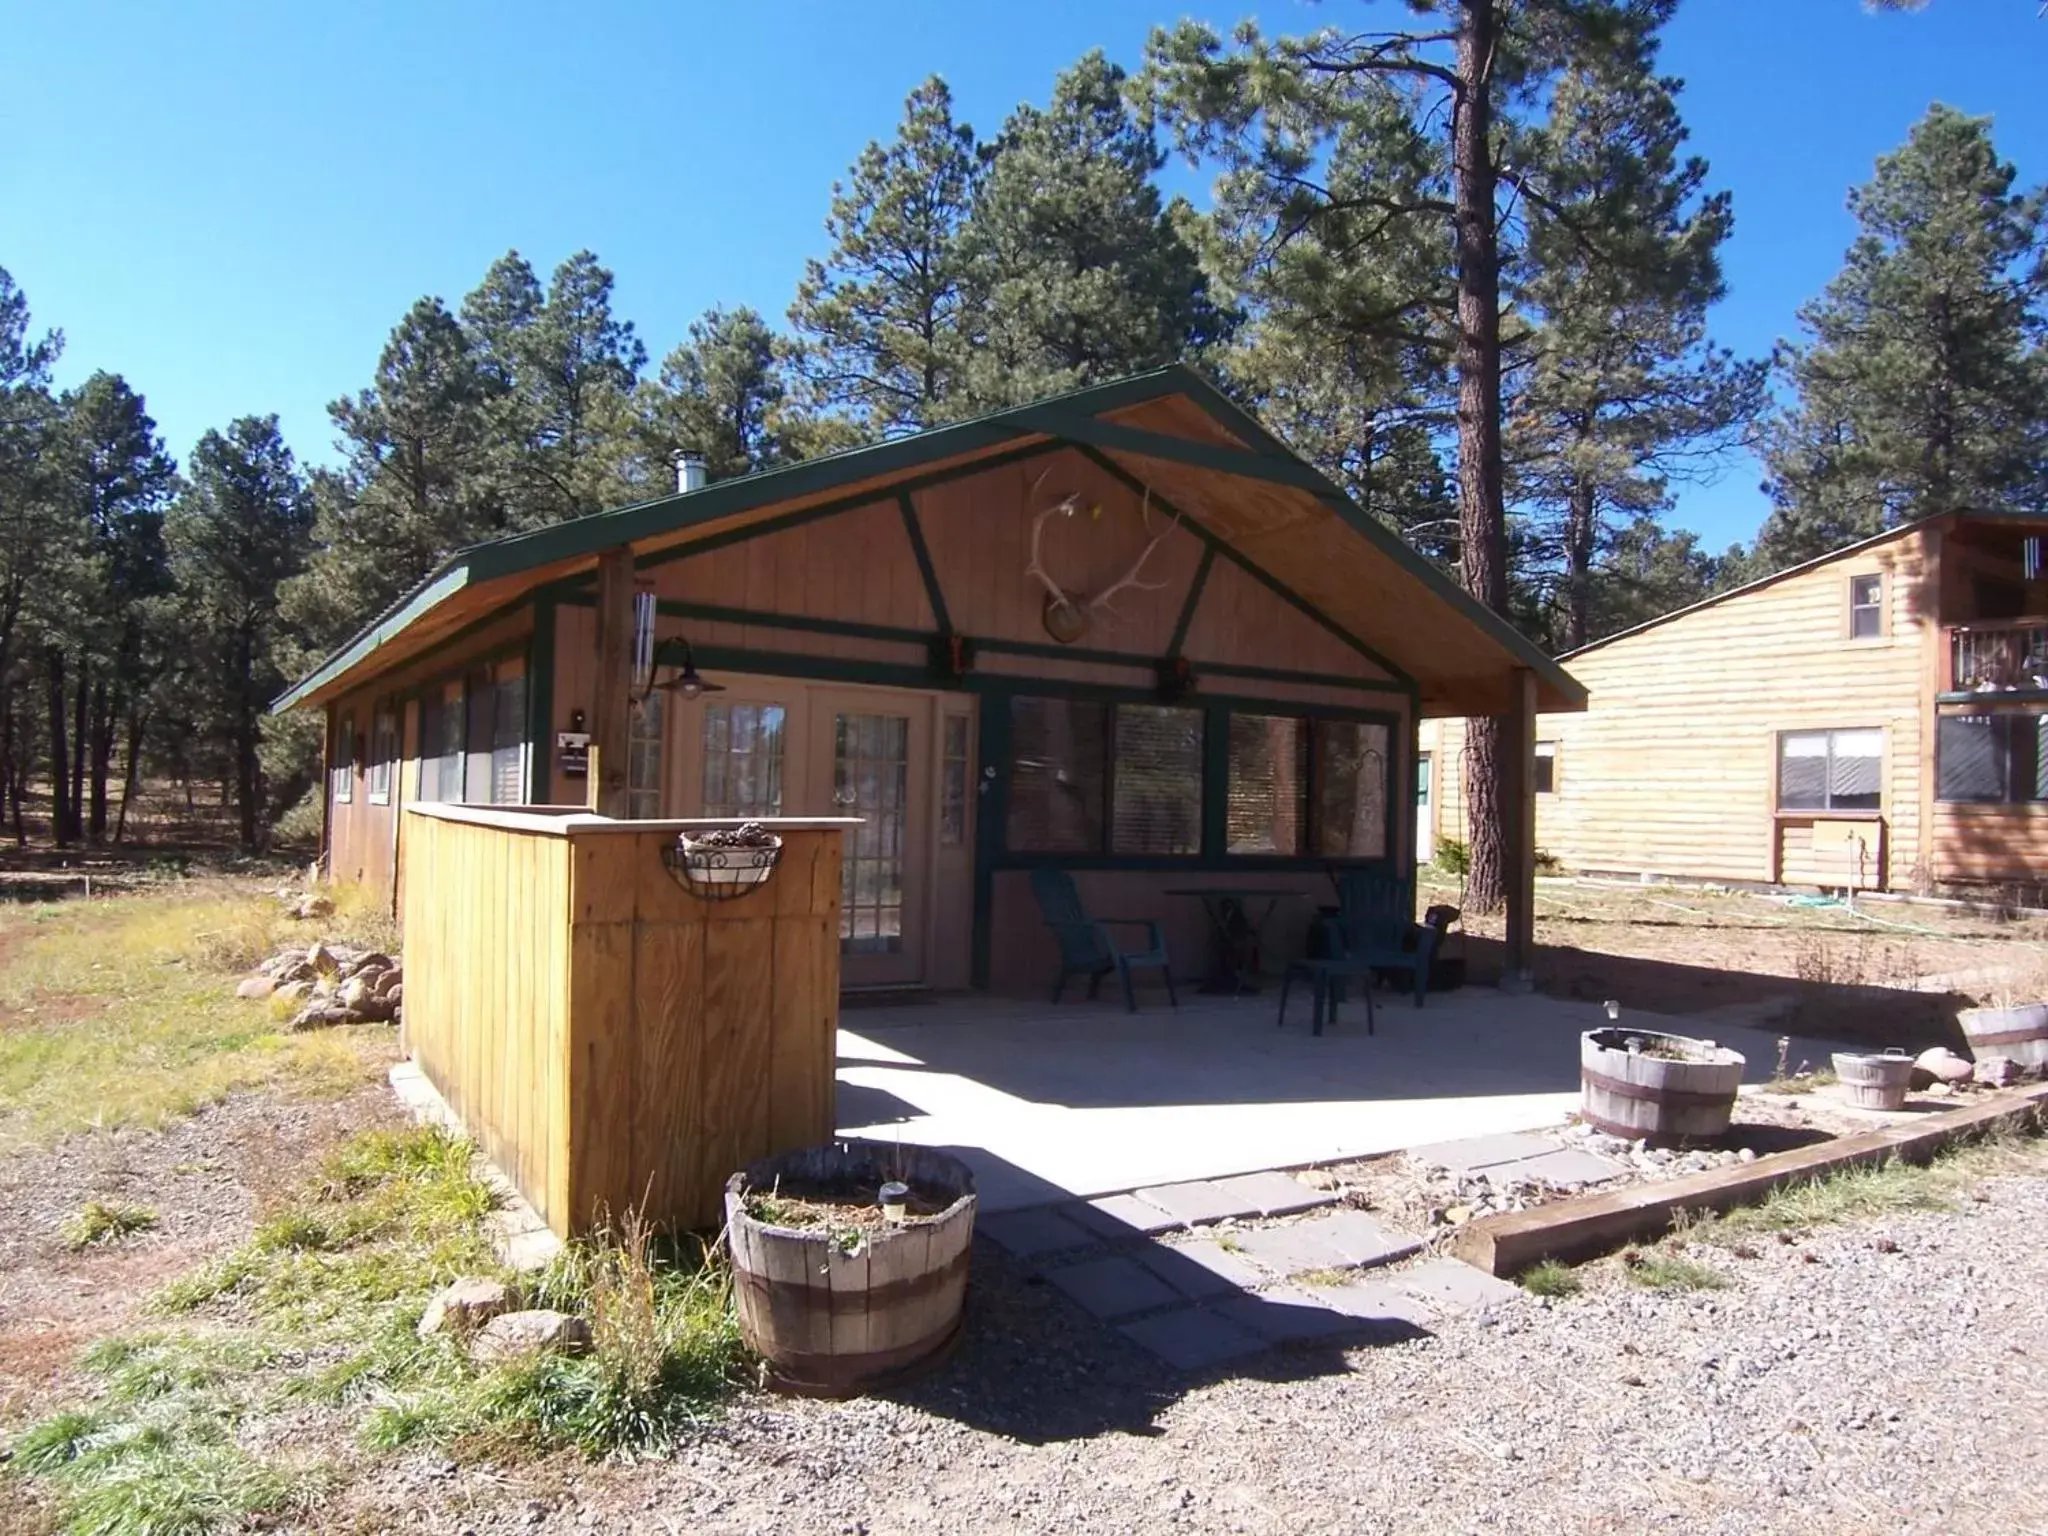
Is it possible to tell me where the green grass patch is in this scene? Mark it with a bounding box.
[61,1199,158,1249]
[1619,1250,1728,1291]
[0,880,389,1150]
[8,1126,744,1533]
[1517,1260,1583,1298]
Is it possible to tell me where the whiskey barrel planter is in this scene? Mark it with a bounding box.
[1832,1049,1915,1111]
[1580,1028,1745,1147]
[724,1141,976,1397]
[1958,1004,2048,1078]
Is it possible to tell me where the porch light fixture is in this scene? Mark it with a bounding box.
[638,635,725,703]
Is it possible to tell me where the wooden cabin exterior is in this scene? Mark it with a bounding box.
[1421,512,2048,895]
[281,366,1584,994]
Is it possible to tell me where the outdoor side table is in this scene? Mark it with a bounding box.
[1164,887,1309,995]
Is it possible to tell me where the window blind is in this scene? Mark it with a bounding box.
[1111,705,1203,855]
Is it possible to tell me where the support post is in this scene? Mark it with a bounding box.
[1500,666,1538,989]
[588,547,634,817]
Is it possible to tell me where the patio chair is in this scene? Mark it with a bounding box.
[1278,871,1444,1036]
[1029,868,1178,1013]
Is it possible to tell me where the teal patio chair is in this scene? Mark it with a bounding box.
[1277,870,1444,1035]
[1028,868,1178,1013]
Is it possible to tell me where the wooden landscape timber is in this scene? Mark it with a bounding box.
[1451,1083,2048,1277]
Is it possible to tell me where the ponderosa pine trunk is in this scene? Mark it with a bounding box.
[1563,469,1597,652]
[114,706,146,844]
[1453,0,1510,914]
[69,670,89,844]
[44,648,71,847]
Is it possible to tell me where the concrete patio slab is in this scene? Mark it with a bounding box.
[1129,1180,1250,1227]
[978,1207,1098,1261]
[1043,1256,1183,1321]
[1072,1193,1183,1240]
[1206,1170,1338,1218]
[1118,1307,1267,1372]
[1215,1286,1357,1344]
[834,991,1840,1215]
[1133,1238,1266,1300]
[1390,1258,1522,1314]
[1408,1131,1560,1172]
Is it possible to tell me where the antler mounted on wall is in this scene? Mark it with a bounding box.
[1022,472,1181,646]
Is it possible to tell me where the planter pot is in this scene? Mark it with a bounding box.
[1580,1028,1745,1147]
[1957,1003,2048,1078]
[1832,1048,1915,1111]
[725,1140,976,1397]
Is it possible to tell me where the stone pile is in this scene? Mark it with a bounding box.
[236,939,402,1030]
[415,1275,592,1364]
[1561,1121,1756,1177]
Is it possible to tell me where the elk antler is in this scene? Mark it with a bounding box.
[1088,489,1180,619]
[1025,468,1084,615]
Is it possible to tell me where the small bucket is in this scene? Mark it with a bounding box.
[1832,1048,1915,1111]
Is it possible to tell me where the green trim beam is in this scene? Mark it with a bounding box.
[896,491,953,635]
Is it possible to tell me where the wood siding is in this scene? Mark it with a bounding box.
[1424,530,1932,890]
[402,806,844,1237]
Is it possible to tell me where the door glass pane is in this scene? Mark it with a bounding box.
[627,691,664,819]
[940,714,969,846]
[835,711,909,955]
[702,703,785,818]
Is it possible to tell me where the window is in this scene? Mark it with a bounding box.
[702,703,786,818]
[1111,705,1203,855]
[367,706,398,804]
[1227,714,1308,855]
[1534,740,1558,795]
[1936,712,2048,804]
[488,675,525,805]
[627,691,665,819]
[1778,728,1882,812]
[1850,574,1883,639]
[1416,752,1432,811]
[1314,719,1390,858]
[332,713,354,804]
[417,685,464,802]
[939,713,970,846]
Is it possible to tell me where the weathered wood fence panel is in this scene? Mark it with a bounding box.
[402,805,846,1237]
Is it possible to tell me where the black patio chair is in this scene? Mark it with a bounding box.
[1028,867,1178,1013]
[1278,871,1445,1035]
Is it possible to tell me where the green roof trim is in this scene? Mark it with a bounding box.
[273,361,1582,713]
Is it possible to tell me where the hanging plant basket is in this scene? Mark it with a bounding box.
[663,823,782,901]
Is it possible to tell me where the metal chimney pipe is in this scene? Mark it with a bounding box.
[673,449,708,494]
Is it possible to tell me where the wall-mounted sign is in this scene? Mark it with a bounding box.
[556,708,590,779]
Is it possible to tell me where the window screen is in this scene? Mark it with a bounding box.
[1314,720,1390,858]
[417,686,463,802]
[1779,728,1881,812]
[1007,697,1108,853]
[368,707,398,804]
[489,675,525,805]
[627,691,664,819]
[1850,574,1883,639]
[333,714,354,804]
[1227,714,1308,855]
[1111,706,1203,855]
[1936,712,2048,804]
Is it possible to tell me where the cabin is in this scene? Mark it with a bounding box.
[278,365,1584,997]
[1422,511,2048,896]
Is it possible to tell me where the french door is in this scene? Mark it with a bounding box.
[810,693,928,989]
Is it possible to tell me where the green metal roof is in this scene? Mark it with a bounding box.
[274,363,1584,713]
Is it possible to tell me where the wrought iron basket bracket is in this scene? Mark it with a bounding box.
[662,834,783,901]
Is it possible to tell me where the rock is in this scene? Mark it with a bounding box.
[291,1004,365,1030]
[288,893,334,921]
[1974,1055,2021,1089]
[373,966,403,997]
[471,1309,591,1364]
[1299,1168,1339,1191]
[1915,1047,1974,1087]
[1446,1204,1474,1226]
[305,941,335,974]
[418,1277,518,1339]
[236,975,276,1001]
[340,951,393,980]
[340,975,374,1013]
[1737,1148,1758,1164]
[272,979,313,1007]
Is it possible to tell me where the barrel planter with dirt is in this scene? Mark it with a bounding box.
[1580,1028,1745,1146]
[1957,1004,2048,1078]
[1832,1049,1916,1111]
[724,1140,976,1396]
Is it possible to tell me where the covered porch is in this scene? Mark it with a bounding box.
[834,991,1834,1213]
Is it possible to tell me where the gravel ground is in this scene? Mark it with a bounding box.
[329,1149,2048,1536]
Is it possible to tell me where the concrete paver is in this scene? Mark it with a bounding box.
[1131,1179,1253,1227]
[1072,1193,1183,1240]
[1310,1208,1422,1267]
[1207,1170,1338,1217]
[1509,1148,1627,1187]
[1133,1238,1266,1299]
[1390,1257,1522,1314]
[978,1207,1098,1260]
[1232,1221,1355,1275]
[1215,1285,1357,1344]
[1118,1306,1267,1371]
[1407,1131,1559,1172]
[1312,1278,1435,1332]
[1043,1255,1183,1320]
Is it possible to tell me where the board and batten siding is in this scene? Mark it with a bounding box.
[1424,529,1931,890]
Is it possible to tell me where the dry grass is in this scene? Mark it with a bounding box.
[0,879,394,1151]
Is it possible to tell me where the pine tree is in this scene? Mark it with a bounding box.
[165,417,314,848]
[789,77,979,437]
[956,52,1222,409]
[1756,105,2048,571]
[637,306,798,483]
[1508,30,1766,649]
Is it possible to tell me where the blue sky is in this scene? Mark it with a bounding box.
[3,1,2043,550]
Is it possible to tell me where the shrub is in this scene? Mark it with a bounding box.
[61,1200,158,1250]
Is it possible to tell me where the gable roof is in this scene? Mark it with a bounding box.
[276,363,1586,717]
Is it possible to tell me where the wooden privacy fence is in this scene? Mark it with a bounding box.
[400,803,850,1237]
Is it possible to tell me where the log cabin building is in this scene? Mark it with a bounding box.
[1422,512,2048,896]
[277,366,1584,994]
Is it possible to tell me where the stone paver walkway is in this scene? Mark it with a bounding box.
[979,1160,1525,1372]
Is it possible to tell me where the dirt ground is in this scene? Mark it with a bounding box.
[1431,872,2048,1048]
